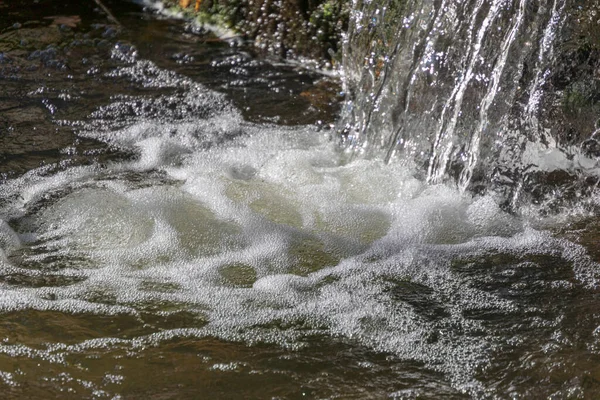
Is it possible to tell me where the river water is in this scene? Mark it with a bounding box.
[1,0,600,398]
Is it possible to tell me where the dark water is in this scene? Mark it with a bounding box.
[0,0,339,177]
[1,1,600,399]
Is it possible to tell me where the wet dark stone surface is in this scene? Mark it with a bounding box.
[163,0,349,63]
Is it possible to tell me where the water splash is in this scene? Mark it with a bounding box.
[339,0,598,207]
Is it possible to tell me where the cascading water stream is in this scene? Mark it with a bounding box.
[339,0,597,206]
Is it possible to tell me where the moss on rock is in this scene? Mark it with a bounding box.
[547,2,600,145]
[162,0,349,64]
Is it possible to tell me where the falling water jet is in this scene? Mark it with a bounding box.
[339,0,600,209]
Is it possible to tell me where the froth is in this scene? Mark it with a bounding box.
[0,56,597,396]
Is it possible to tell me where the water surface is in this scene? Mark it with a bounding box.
[1,1,600,398]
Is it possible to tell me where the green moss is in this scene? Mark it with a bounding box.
[160,0,348,63]
[564,84,593,114]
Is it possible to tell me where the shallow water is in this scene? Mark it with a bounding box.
[1,1,600,398]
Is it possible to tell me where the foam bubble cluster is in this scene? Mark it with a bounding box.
[0,55,598,397]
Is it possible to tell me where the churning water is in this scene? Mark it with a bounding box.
[1,0,600,398]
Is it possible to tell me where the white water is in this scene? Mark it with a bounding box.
[1,51,599,396]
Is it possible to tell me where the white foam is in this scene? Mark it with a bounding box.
[0,54,597,397]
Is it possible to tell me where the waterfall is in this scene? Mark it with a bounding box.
[339,0,598,207]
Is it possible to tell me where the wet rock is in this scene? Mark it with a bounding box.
[548,3,600,147]
[581,138,600,158]
[161,0,349,64]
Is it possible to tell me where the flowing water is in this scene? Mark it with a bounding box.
[340,0,600,207]
[1,0,600,398]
